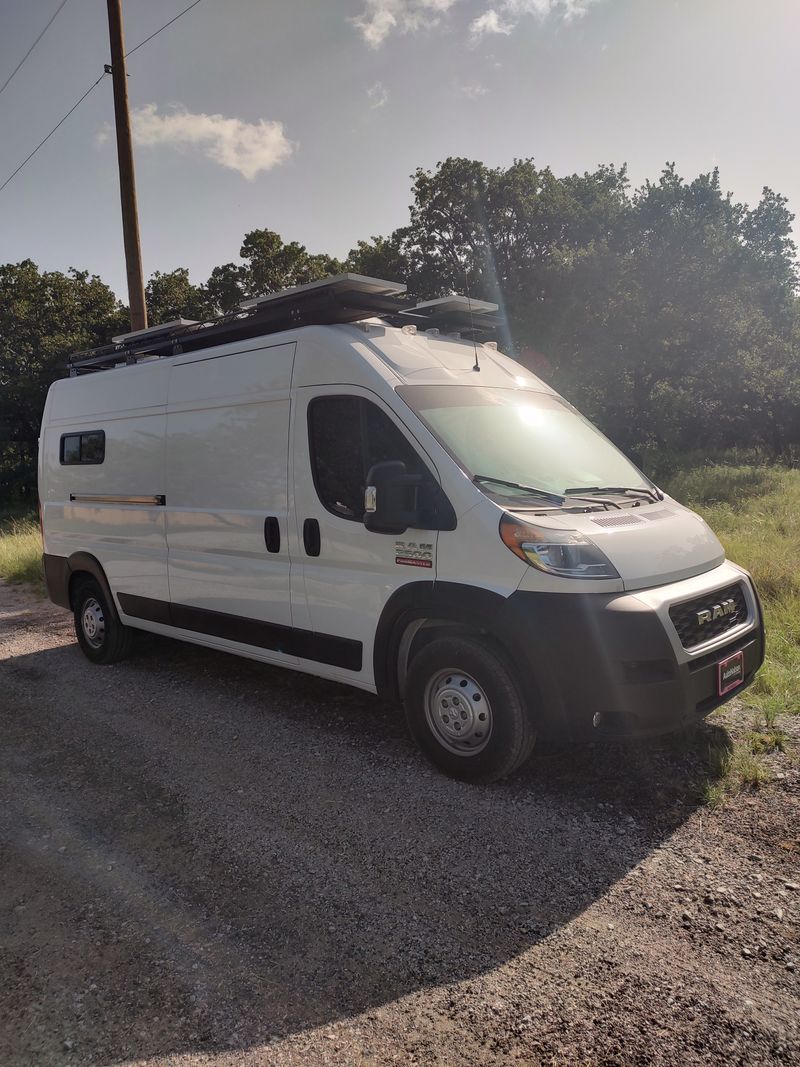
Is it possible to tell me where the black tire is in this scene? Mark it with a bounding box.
[72,576,134,665]
[404,636,537,783]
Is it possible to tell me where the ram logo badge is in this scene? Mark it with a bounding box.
[696,598,736,626]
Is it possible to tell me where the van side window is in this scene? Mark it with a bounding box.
[308,397,425,521]
[60,430,105,465]
[308,398,364,519]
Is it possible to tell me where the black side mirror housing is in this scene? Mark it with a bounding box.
[363,460,423,534]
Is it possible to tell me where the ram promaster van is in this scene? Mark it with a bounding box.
[39,274,764,782]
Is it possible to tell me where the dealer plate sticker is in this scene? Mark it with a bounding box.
[718,650,744,696]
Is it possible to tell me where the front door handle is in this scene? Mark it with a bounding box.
[264,516,280,553]
[303,518,321,557]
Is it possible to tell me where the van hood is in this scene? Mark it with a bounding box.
[513,499,725,590]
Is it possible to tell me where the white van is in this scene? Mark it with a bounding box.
[39,274,764,782]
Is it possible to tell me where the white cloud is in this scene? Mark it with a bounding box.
[130,104,296,180]
[458,81,489,98]
[367,81,390,108]
[469,0,601,40]
[469,9,513,38]
[352,0,461,47]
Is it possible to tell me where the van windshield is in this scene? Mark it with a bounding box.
[397,385,652,503]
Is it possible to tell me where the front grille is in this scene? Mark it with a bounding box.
[669,582,748,650]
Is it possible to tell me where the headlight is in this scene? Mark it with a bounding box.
[500,514,620,579]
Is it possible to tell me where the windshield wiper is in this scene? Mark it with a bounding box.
[565,485,662,503]
[473,475,565,505]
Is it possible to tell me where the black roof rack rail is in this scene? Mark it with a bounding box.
[66,274,499,375]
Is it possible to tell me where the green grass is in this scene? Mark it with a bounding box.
[663,464,800,802]
[0,517,44,589]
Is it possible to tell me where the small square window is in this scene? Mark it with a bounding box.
[60,430,105,465]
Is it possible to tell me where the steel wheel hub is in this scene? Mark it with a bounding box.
[424,669,493,755]
[81,597,106,649]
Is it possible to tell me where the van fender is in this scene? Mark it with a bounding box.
[373,581,560,718]
[43,551,119,617]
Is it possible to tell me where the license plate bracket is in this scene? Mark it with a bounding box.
[718,649,744,696]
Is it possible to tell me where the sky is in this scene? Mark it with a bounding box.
[1,0,799,302]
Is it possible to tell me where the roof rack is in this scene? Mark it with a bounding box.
[66,273,499,374]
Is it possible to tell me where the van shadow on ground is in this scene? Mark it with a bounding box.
[0,632,728,1065]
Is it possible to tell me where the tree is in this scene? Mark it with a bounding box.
[205,262,249,314]
[0,261,124,500]
[145,268,215,324]
[204,230,344,313]
[355,157,799,458]
[240,229,342,297]
[346,234,408,285]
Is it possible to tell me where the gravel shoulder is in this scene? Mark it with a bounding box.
[0,580,798,1067]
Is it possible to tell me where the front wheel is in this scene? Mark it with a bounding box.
[404,636,536,783]
[73,577,134,665]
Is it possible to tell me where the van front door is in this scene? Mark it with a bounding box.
[290,387,444,688]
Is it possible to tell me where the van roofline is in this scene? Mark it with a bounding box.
[66,273,501,376]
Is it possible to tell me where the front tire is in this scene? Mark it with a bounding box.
[73,577,133,665]
[404,636,536,783]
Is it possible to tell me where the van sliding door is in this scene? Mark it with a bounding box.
[163,341,297,657]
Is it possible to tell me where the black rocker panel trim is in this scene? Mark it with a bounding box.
[117,593,363,671]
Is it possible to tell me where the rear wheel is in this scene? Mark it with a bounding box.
[404,636,536,783]
[73,577,133,664]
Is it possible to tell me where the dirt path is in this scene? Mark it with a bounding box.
[0,580,798,1066]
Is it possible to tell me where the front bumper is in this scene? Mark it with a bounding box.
[502,563,765,741]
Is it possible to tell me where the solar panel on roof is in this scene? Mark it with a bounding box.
[112,318,200,344]
[239,272,406,310]
[66,273,499,375]
[406,296,498,317]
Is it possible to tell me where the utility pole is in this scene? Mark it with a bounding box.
[106,0,147,331]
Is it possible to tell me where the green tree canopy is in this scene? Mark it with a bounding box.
[145,268,215,324]
[1,164,798,503]
[349,158,799,456]
[205,229,343,313]
[0,261,124,500]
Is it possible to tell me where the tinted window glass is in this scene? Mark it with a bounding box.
[60,430,105,465]
[61,435,81,464]
[309,397,428,521]
[309,397,364,518]
[81,431,105,463]
[363,400,424,476]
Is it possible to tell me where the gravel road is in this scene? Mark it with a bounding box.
[1,580,798,1067]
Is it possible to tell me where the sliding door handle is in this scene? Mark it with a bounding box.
[264,516,280,553]
[303,518,321,557]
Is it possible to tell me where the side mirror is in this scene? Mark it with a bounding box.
[363,460,423,534]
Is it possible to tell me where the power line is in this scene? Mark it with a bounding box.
[126,0,205,58]
[0,0,70,99]
[0,72,108,194]
[0,0,206,196]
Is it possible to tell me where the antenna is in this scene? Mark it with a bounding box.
[463,265,481,372]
